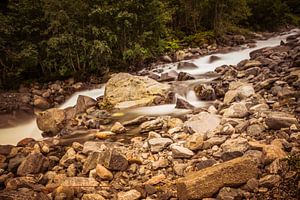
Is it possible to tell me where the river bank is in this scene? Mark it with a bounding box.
[0,29,299,199]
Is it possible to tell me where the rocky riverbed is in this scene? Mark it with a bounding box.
[0,30,300,199]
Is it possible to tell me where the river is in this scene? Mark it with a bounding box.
[0,29,299,145]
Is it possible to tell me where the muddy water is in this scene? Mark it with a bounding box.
[0,29,299,145]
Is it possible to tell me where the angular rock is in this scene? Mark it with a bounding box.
[262,144,287,165]
[59,148,76,167]
[0,190,50,200]
[217,187,243,200]
[82,152,101,174]
[176,156,259,200]
[195,159,217,170]
[177,62,198,69]
[117,189,141,200]
[194,84,216,101]
[265,112,299,130]
[82,194,105,200]
[175,97,195,109]
[259,175,281,188]
[223,102,248,118]
[75,95,97,114]
[104,73,171,108]
[61,177,99,188]
[221,138,249,153]
[17,153,48,176]
[96,164,113,180]
[177,72,195,81]
[171,145,194,158]
[111,122,126,134]
[34,95,51,109]
[184,112,220,134]
[221,151,244,161]
[36,108,65,134]
[99,148,128,171]
[185,133,204,151]
[203,136,227,150]
[140,118,165,133]
[148,138,173,153]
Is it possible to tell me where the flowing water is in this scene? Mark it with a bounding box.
[0,29,299,145]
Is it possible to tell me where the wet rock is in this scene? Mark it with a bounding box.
[184,112,220,134]
[17,153,48,176]
[111,122,126,134]
[96,164,113,180]
[75,95,97,114]
[209,55,221,63]
[259,175,281,188]
[171,145,194,158]
[148,138,173,153]
[140,118,165,133]
[123,116,153,126]
[223,102,248,118]
[160,72,176,82]
[99,148,128,171]
[175,97,195,109]
[117,189,141,200]
[104,73,171,108]
[176,156,259,200]
[194,84,216,100]
[34,95,51,109]
[162,55,172,63]
[185,133,204,151]
[36,108,65,134]
[177,62,198,70]
[177,72,195,81]
[217,187,243,200]
[265,112,298,130]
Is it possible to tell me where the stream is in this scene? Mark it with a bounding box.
[0,29,299,145]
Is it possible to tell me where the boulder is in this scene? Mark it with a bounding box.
[194,84,216,100]
[176,156,259,200]
[104,73,171,108]
[17,153,49,176]
[75,95,97,114]
[265,112,298,130]
[36,108,65,134]
[175,97,195,109]
[184,112,220,134]
[111,122,126,134]
[177,72,195,81]
[209,55,221,63]
[34,95,51,109]
[223,83,255,104]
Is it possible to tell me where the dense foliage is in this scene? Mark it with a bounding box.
[0,0,299,89]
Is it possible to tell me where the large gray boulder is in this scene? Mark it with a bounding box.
[104,73,171,108]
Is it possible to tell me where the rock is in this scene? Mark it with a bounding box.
[176,156,259,200]
[262,144,287,165]
[99,148,128,171]
[160,72,176,82]
[144,174,166,185]
[195,159,217,170]
[246,124,264,137]
[104,73,171,108]
[17,153,48,176]
[0,145,13,155]
[185,133,204,150]
[242,60,262,70]
[221,138,249,153]
[82,194,105,200]
[217,187,243,200]
[203,136,227,149]
[75,95,97,114]
[194,84,216,100]
[246,178,259,192]
[34,95,51,109]
[140,118,165,133]
[175,50,186,61]
[36,108,65,134]
[171,145,195,158]
[111,122,126,134]
[177,62,198,70]
[162,55,172,63]
[152,157,169,169]
[59,148,76,167]
[174,163,189,176]
[117,189,141,200]
[61,177,99,189]
[82,152,101,174]
[184,112,220,134]
[177,72,195,81]
[223,102,248,118]
[5,176,38,190]
[265,112,298,130]
[96,164,113,180]
[223,83,255,104]
[259,175,281,188]
[148,138,173,153]
[221,151,244,161]
[123,116,152,126]
[175,97,195,109]
[0,190,50,200]
[209,55,221,63]
[220,123,235,135]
